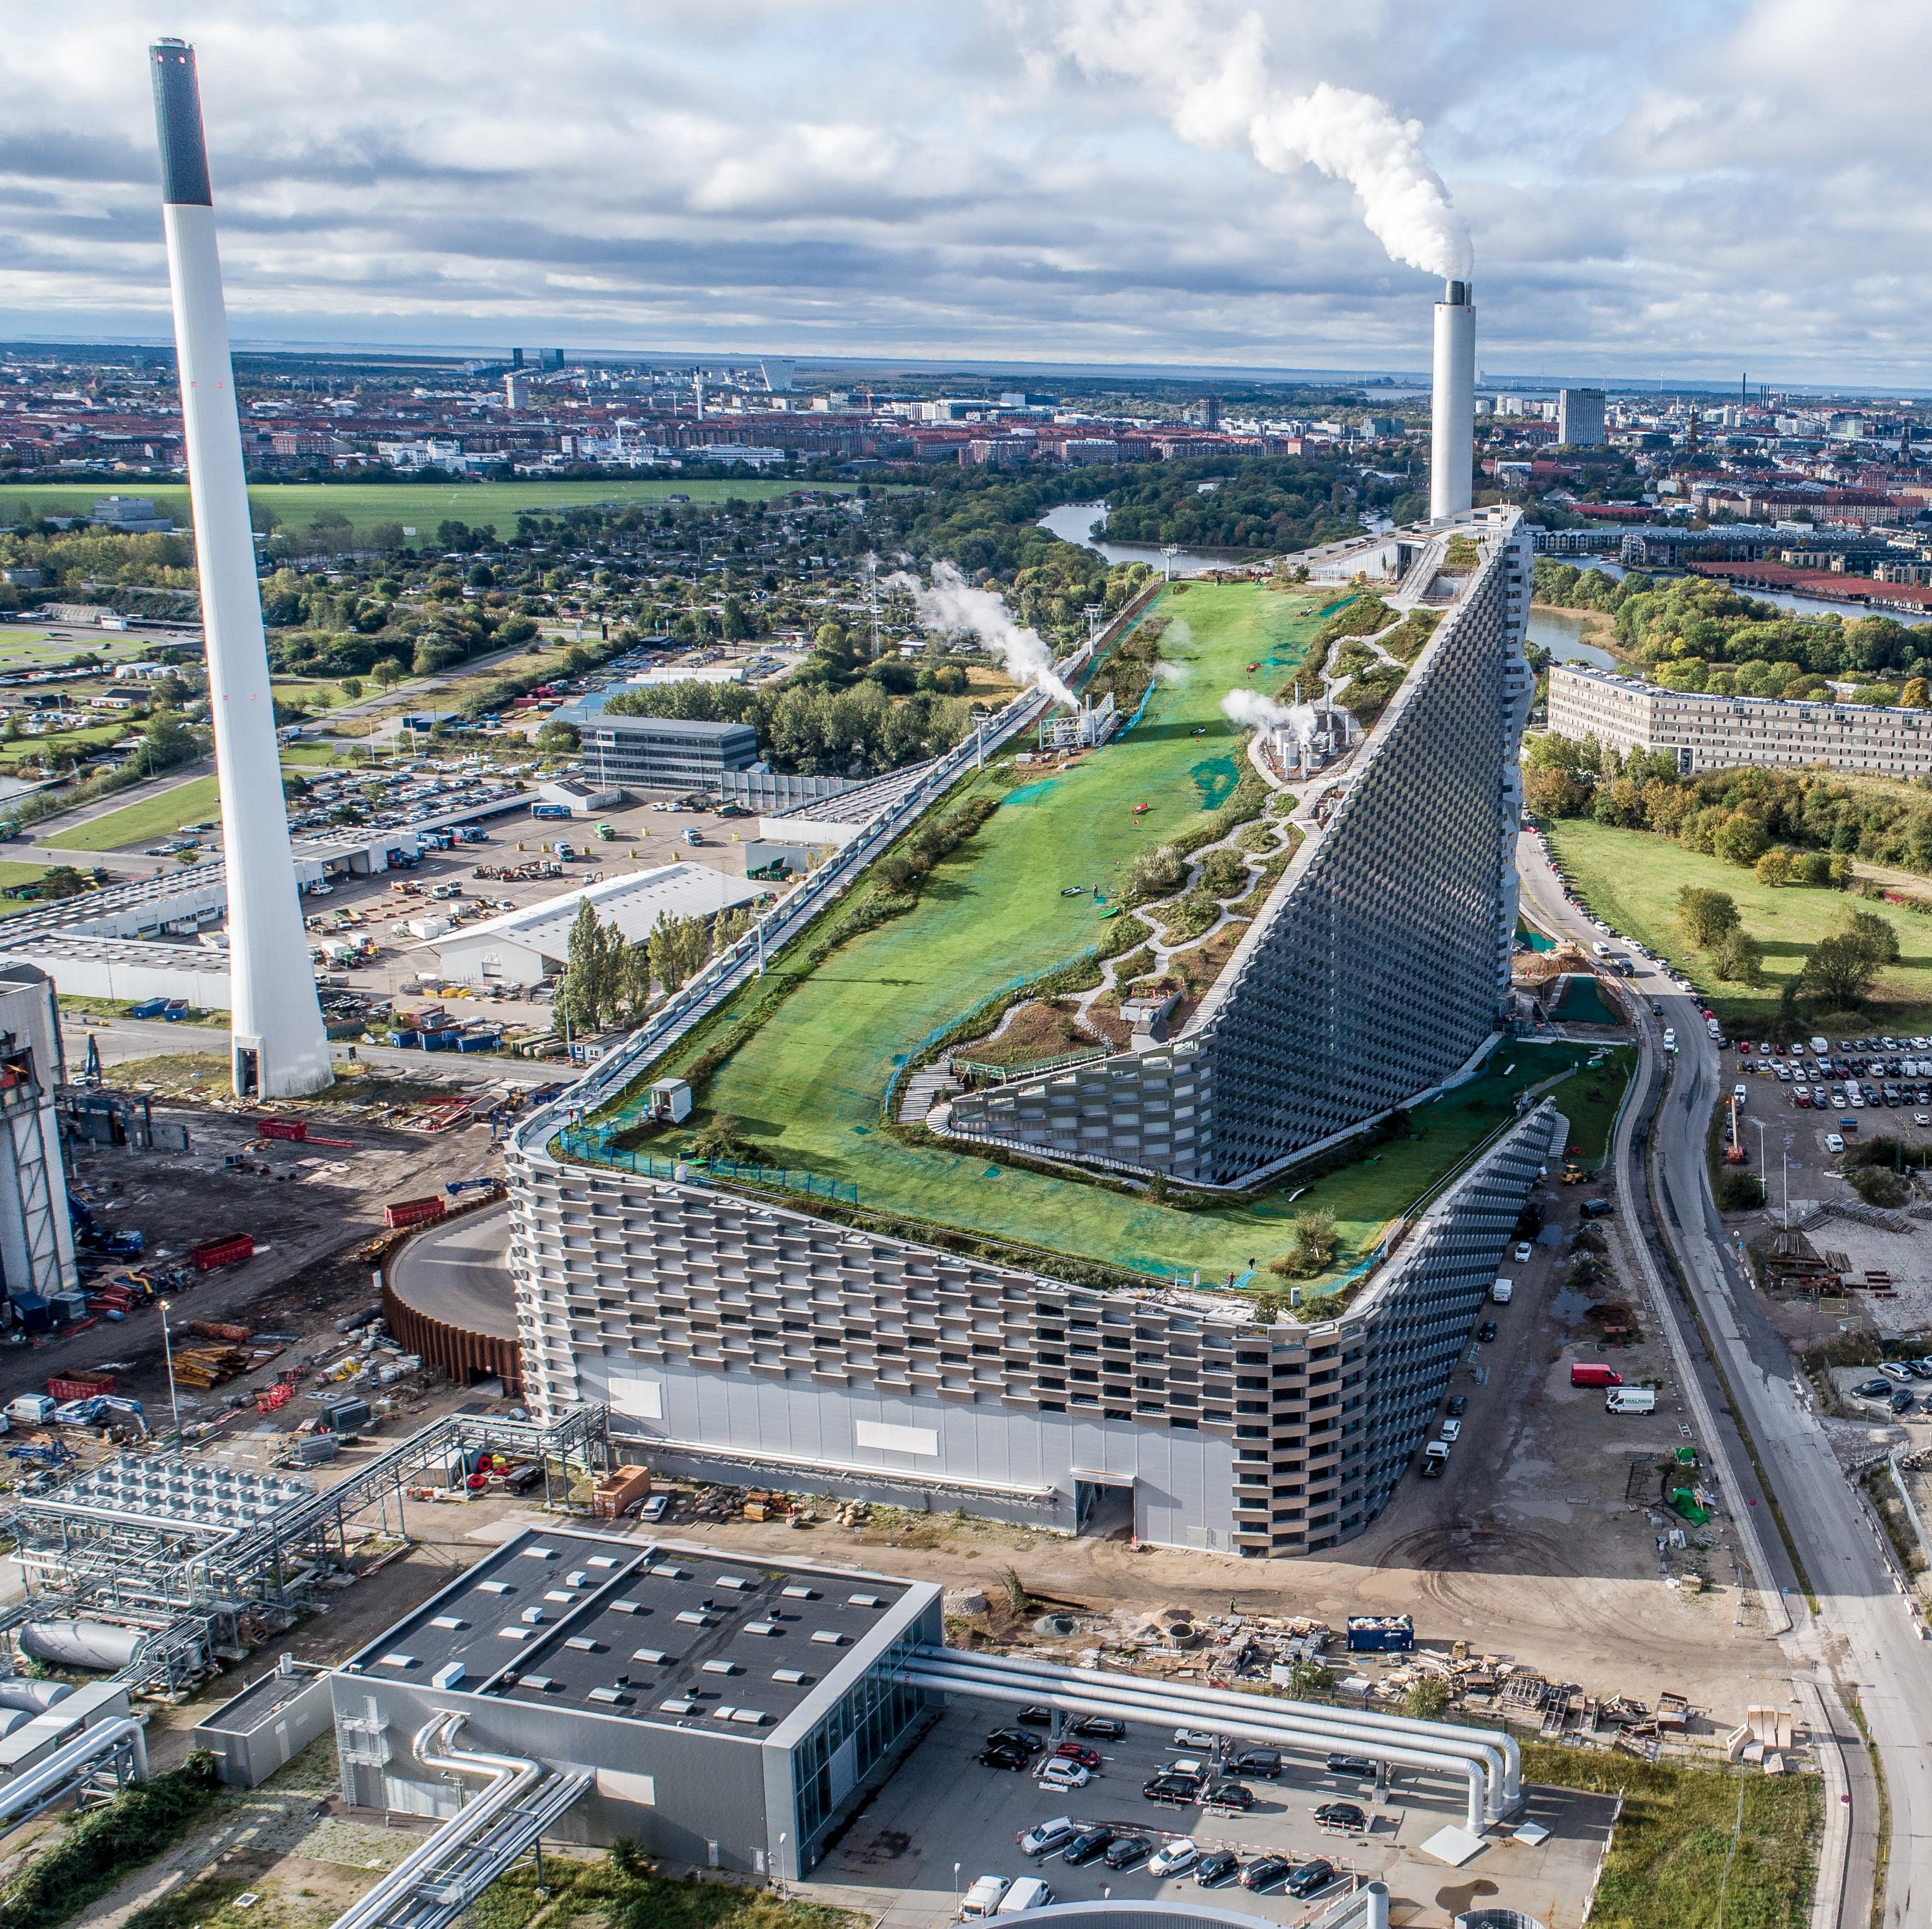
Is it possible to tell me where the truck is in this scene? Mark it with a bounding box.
[530,802,571,820]
[1490,1277,1514,1305]
[682,827,702,846]
[1345,1613,1415,1653]
[1570,1362,1623,1388]
[961,1878,1010,1919]
[1606,1388,1657,1414]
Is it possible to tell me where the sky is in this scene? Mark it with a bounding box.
[4,0,1929,387]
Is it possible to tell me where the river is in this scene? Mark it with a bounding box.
[1526,609,1618,671]
[1036,502,1253,578]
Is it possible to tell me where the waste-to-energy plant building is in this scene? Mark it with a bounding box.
[505,505,1553,1559]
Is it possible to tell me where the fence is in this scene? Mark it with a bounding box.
[557,1129,858,1206]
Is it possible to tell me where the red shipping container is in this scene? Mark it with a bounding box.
[255,1119,308,1142]
[49,1374,115,1399]
[189,1233,256,1272]
[383,1196,447,1230]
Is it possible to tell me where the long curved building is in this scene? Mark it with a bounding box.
[505,509,1556,1556]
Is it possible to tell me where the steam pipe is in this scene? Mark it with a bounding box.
[148,40,332,1099]
[936,1643,1520,1805]
[900,1664,1487,1836]
[908,1651,1506,1819]
[0,1716,148,1826]
[1430,277,1475,521]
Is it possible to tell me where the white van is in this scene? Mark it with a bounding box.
[1491,1278,1515,1305]
[997,1880,1055,1915]
[1606,1388,1657,1415]
[962,1878,1010,1918]
[1810,1035,1831,1055]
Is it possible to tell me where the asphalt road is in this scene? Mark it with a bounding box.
[1516,829,1908,1929]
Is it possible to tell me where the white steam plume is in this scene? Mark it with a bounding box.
[889,561,1078,709]
[1222,688,1318,739]
[1058,1,1472,282]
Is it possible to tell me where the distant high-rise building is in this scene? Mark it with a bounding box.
[504,372,530,411]
[511,348,525,370]
[1185,395,1223,428]
[538,349,564,372]
[1558,388,1606,447]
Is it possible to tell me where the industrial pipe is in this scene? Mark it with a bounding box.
[326,1715,540,1929]
[941,1645,1521,1807]
[913,1648,1511,1822]
[899,1664,1488,1836]
[0,1716,148,1828]
[0,1679,73,1714]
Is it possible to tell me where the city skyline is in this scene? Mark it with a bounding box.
[6,1,1932,384]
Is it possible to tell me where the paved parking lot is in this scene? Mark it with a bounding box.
[805,1702,1615,1929]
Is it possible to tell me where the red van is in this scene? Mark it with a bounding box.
[1571,1363,1622,1388]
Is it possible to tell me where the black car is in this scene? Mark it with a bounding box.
[1893,1389,1917,1415]
[1445,1395,1468,1416]
[1476,1320,1498,1343]
[1240,1856,1293,1892]
[1421,1456,1445,1479]
[977,1745,1030,1771]
[1314,1802,1368,1831]
[1233,1748,1282,1779]
[1195,1849,1241,1887]
[1062,1826,1114,1867]
[1855,1379,1895,1399]
[1017,1705,1054,1726]
[1075,1716,1128,1740]
[1286,1860,1337,1900]
[987,1728,1045,1755]
[1204,1780,1254,1811]
[1326,1754,1378,1780]
[1103,1835,1152,1870]
[1907,1363,1932,1383]
[1142,1773,1198,1805]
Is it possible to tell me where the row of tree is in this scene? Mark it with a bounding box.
[559,899,759,1035]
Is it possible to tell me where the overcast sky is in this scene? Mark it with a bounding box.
[4,0,1926,388]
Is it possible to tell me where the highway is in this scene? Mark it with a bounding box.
[1516,828,1914,1929]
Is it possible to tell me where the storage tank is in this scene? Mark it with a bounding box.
[20,1620,149,1671]
[0,1678,73,1713]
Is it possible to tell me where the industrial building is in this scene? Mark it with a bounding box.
[583,715,760,793]
[331,1527,937,1878]
[950,510,1532,1186]
[0,963,76,1306]
[1548,661,1932,779]
[418,862,763,989]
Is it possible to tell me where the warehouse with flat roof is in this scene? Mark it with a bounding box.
[331,1528,938,1880]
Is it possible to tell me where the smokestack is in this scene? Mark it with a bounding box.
[1430,278,1475,521]
[149,41,333,1099]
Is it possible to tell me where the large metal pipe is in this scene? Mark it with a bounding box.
[21,1620,150,1672]
[0,1679,73,1714]
[0,1716,148,1826]
[148,40,332,1100]
[910,1652,1505,1821]
[940,1644,1520,1807]
[1430,278,1475,521]
[326,1714,540,1929]
[901,1664,1488,1835]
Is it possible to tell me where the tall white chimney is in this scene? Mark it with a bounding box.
[1430,278,1475,521]
[149,40,333,1099]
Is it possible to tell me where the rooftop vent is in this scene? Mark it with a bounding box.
[780,1586,818,1600]
[632,1647,670,1666]
[610,1600,644,1615]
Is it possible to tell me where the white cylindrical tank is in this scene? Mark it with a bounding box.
[1430,278,1475,521]
[149,39,333,1100]
[0,1679,73,1714]
[20,1620,149,1672]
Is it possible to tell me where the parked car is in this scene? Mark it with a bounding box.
[1061,1827,1113,1867]
[1892,1389,1917,1416]
[1880,1363,1914,1382]
[979,1745,1031,1771]
[1286,1861,1338,1900]
[1074,1716,1127,1740]
[1439,1419,1462,1443]
[1314,1802,1368,1831]
[1017,1706,1054,1726]
[1825,1133,1845,1154]
[1326,1755,1378,1780]
[1477,1320,1499,1343]
[1103,1835,1151,1870]
[1240,1856,1293,1892]
[1853,1380,1895,1400]
[1512,1240,1534,1263]
[1052,1742,1102,1769]
[1195,1849,1241,1887]
[1143,1773,1199,1805]
[638,1492,670,1523]
[1018,1818,1076,1858]
[1232,1748,1282,1778]
[1147,1839,1199,1878]
[1173,1727,1216,1749]
[1204,1780,1254,1811]
[988,1729,1045,1756]
[1039,1761,1090,1790]
[1445,1395,1468,1417]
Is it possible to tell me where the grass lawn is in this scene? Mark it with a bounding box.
[1522,1741,1817,1929]
[1547,818,1932,1030]
[606,584,1631,1284]
[0,478,863,539]
[49,777,222,851]
[0,861,54,911]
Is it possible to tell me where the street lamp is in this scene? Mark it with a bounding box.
[158,1297,182,1442]
[953,1864,962,1914]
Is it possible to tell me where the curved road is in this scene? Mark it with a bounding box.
[389,1199,517,1340]
[1517,828,1914,1929]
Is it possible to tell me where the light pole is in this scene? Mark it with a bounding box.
[953,1864,962,1914]
[158,1297,182,1443]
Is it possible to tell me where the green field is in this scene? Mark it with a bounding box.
[1548,818,1932,1028]
[611,583,1627,1283]
[46,777,222,851]
[0,478,859,540]
[0,630,167,669]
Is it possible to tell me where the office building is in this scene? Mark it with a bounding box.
[583,714,760,792]
[1549,662,1932,779]
[1557,389,1606,447]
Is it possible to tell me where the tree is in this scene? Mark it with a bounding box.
[1675,885,1740,950]
[1284,1208,1338,1277]
[560,900,625,1034]
[1839,906,1901,964]
[1754,848,1793,888]
[536,719,580,754]
[371,657,406,689]
[368,521,407,555]
[340,677,364,700]
[1799,931,1883,1008]
[1404,1678,1451,1721]
[1712,813,1768,868]
[1905,678,1929,709]
[1717,928,1764,985]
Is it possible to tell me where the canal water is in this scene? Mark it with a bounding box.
[1036,502,1251,578]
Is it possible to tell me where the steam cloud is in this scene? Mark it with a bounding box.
[889,561,1078,709]
[1058,1,1472,282]
[1222,688,1318,740]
